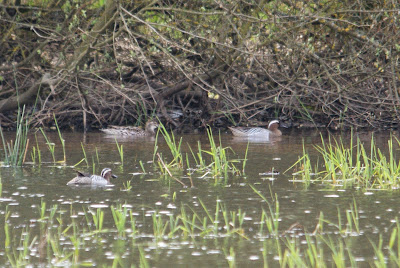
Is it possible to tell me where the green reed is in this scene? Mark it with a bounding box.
[129,210,139,238]
[4,207,11,248]
[122,180,133,191]
[280,237,307,267]
[38,199,47,222]
[152,212,168,240]
[39,128,56,163]
[250,185,280,236]
[285,141,319,187]
[156,122,183,168]
[189,128,242,181]
[4,196,397,267]
[30,133,42,164]
[95,147,100,164]
[91,208,105,233]
[387,219,400,265]
[115,139,124,165]
[53,114,66,164]
[207,128,227,178]
[154,123,245,184]
[345,199,360,234]
[6,226,33,267]
[139,160,146,173]
[36,199,58,225]
[370,235,386,267]
[188,140,204,170]
[223,247,236,268]
[80,142,89,167]
[138,246,150,268]
[288,133,400,189]
[30,146,37,164]
[4,206,36,267]
[242,141,249,173]
[69,231,81,264]
[0,106,30,166]
[111,204,128,237]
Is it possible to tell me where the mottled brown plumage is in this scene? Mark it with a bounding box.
[101,121,159,136]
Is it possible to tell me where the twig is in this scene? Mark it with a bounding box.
[23,138,29,164]
[157,153,187,187]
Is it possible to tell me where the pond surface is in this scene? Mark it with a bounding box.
[0,128,399,267]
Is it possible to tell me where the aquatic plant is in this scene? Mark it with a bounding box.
[296,96,316,127]
[0,106,30,166]
[251,185,280,236]
[156,122,183,168]
[114,139,124,166]
[223,247,236,268]
[30,134,42,165]
[139,160,146,173]
[53,114,66,164]
[242,141,249,174]
[204,127,239,180]
[286,141,319,187]
[39,128,56,163]
[80,142,89,167]
[95,147,100,164]
[111,204,128,237]
[138,246,150,268]
[153,123,246,185]
[187,128,245,182]
[288,134,400,189]
[122,180,133,191]
[2,198,400,267]
[90,208,105,234]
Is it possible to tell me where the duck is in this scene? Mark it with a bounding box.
[67,168,117,186]
[228,120,282,138]
[100,120,159,136]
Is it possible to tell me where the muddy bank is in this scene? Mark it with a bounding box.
[1,2,399,131]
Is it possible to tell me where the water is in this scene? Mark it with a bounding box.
[0,129,399,266]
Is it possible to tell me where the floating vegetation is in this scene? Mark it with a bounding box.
[288,133,400,189]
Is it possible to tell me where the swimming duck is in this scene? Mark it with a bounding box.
[67,168,117,186]
[100,120,159,136]
[228,120,282,138]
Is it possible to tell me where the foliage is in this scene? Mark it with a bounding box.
[0,1,399,130]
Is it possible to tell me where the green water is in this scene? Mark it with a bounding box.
[0,129,398,267]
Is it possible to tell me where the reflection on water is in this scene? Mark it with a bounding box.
[0,129,399,266]
[231,135,282,144]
